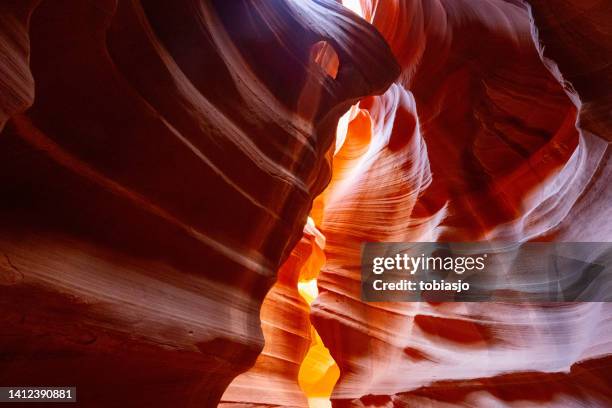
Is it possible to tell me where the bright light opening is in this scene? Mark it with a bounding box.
[297,220,339,408]
[342,0,365,18]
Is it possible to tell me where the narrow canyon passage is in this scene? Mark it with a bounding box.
[225,0,612,406]
[0,0,610,407]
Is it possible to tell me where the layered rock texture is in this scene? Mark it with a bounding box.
[1,0,611,407]
[0,0,396,406]
[311,0,612,407]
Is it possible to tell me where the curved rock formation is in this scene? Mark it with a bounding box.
[0,0,397,406]
[310,0,612,406]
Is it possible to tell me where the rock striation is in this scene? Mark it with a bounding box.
[0,1,397,406]
[310,0,612,406]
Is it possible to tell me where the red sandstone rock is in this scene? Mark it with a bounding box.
[310,1,612,406]
[0,1,397,406]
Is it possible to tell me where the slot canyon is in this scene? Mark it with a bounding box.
[0,0,611,407]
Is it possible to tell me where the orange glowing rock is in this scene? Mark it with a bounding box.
[220,230,316,407]
[310,1,612,406]
[222,217,339,407]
